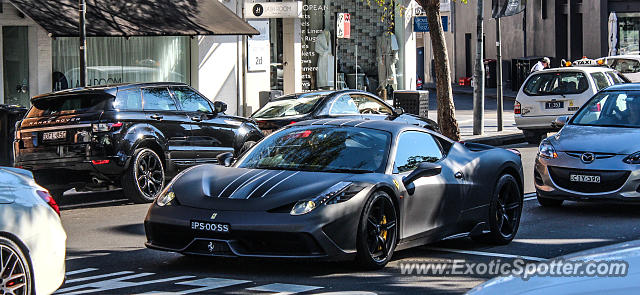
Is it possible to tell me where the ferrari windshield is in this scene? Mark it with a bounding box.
[571,90,640,128]
[252,94,325,119]
[236,126,391,173]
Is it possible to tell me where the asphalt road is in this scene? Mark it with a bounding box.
[56,142,640,295]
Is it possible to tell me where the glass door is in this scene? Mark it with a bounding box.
[3,26,30,107]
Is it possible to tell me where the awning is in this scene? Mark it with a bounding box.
[8,0,258,37]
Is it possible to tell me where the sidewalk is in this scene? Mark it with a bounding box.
[423,83,518,100]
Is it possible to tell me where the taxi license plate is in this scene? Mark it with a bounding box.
[191,220,230,233]
[545,101,564,109]
[42,130,66,141]
[570,174,601,183]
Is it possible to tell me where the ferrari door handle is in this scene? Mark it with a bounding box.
[191,116,203,122]
[150,114,163,120]
[455,171,464,179]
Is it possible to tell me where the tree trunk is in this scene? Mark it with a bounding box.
[417,0,460,141]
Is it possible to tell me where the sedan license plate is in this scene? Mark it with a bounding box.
[42,130,66,141]
[191,220,230,233]
[570,174,601,183]
[545,101,564,109]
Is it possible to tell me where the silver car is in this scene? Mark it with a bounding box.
[534,84,640,206]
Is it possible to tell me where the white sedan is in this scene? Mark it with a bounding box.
[605,55,640,82]
[467,240,640,294]
[0,167,66,295]
[514,67,627,144]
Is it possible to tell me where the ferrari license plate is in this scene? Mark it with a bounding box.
[191,220,230,233]
[42,130,66,141]
[570,174,601,183]
[545,101,564,109]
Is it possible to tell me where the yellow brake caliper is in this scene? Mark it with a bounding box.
[378,215,388,251]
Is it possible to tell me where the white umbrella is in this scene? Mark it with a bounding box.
[609,12,618,56]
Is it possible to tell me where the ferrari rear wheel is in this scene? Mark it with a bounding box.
[477,174,523,245]
[0,237,32,295]
[356,191,398,270]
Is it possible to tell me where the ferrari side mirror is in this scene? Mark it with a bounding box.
[402,162,442,186]
[216,152,234,167]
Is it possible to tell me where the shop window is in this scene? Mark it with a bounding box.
[52,36,190,90]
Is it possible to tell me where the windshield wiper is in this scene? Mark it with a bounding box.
[321,168,375,174]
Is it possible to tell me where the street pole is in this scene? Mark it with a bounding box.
[334,13,338,90]
[523,5,527,57]
[79,0,87,87]
[473,0,484,135]
[496,17,503,131]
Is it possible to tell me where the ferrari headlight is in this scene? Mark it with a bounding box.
[624,151,640,164]
[290,181,356,216]
[538,140,558,159]
[156,185,176,207]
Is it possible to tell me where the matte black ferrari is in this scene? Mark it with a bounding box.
[144,119,524,269]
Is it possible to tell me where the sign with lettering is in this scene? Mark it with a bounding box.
[337,13,351,39]
[247,20,269,72]
[414,16,448,32]
[245,2,302,19]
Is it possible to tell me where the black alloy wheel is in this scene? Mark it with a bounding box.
[475,174,523,245]
[0,237,32,295]
[123,148,165,203]
[356,191,398,269]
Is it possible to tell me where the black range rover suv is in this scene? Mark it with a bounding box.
[14,83,263,203]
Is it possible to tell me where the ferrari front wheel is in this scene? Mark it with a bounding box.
[355,191,398,270]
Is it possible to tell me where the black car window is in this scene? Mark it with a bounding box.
[171,87,213,112]
[606,71,626,84]
[394,131,443,173]
[330,95,360,115]
[591,72,610,91]
[27,94,110,118]
[113,88,142,110]
[523,72,589,96]
[612,59,640,74]
[142,87,177,111]
[351,94,393,115]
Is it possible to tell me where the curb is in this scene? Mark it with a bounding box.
[425,87,517,100]
[463,133,525,146]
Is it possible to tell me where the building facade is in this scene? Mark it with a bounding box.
[449,0,640,87]
[0,0,424,117]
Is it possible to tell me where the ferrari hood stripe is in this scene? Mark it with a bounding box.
[216,169,254,198]
[259,171,300,198]
[246,170,286,199]
[226,170,270,199]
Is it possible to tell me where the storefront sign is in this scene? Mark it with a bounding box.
[337,13,351,39]
[414,16,448,32]
[247,20,269,72]
[245,2,302,19]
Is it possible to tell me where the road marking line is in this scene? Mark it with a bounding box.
[425,246,547,262]
[65,268,98,276]
[65,252,110,261]
[65,271,134,284]
[57,273,194,295]
[248,283,323,295]
[524,192,536,201]
[60,199,129,210]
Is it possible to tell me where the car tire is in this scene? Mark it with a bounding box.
[537,194,563,207]
[0,236,33,295]
[122,148,165,204]
[523,130,547,145]
[474,174,523,245]
[355,191,398,270]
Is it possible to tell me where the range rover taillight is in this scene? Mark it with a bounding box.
[92,122,123,132]
[36,190,60,216]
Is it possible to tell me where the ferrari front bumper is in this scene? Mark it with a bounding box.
[144,202,361,261]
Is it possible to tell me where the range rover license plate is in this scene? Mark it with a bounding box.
[42,131,66,141]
